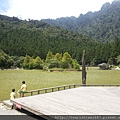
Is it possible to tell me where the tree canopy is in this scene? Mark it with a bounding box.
[0,1,120,70]
[43,0,120,43]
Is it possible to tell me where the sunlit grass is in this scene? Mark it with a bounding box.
[0,67,120,100]
[87,67,120,84]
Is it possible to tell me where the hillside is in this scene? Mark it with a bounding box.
[0,13,120,67]
[43,0,120,42]
[0,14,98,62]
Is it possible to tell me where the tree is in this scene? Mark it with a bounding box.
[61,52,72,68]
[0,49,14,69]
[22,54,31,69]
[47,59,60,69]
[107,57,113,65]
[72,59,80,70]
[11,56,24,68]
[54,53,62,61]
[29,58,35,69]
[45,50,54,63]
[34,56,43,69]
[116,55,120,64]
[62,52,72,63]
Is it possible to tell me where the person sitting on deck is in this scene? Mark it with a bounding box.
[10,89,16,102]
[18,81,27,97]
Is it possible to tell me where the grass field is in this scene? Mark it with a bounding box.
[0,67,120,100]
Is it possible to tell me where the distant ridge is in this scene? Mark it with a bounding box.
[42,0,120,42]
[0,1,120,66]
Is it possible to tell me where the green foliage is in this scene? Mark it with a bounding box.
[0,49,14,69]
[0,9,120,68]
[43,1,120,43]
[107,57,113,65]
[22,54,31,69]
[21,51,80,70]
[45,50,54,63]
[45,51,79,69]
[0,14,98,64]
[61,60,69,69]
[54,53,62,61]
[34,56,43,69]
[62,52,72,63]
[47,59,61,69]
[72,59,80,70]
[116,55,120,64]
[11,56,24,68]
[22,55,43,69]
[61,52,72,68]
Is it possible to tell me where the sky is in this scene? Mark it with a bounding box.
[0,0,114,20]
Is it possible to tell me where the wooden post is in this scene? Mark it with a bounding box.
[82,50,86,85]
[38,90,40,94]
[52,88,54,92]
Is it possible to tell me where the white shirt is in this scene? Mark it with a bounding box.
[10,92,15,100]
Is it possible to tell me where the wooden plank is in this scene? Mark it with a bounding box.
[2,100,13,109]
[11,87,120,117]
[23,84,76,96]
[23,84,120,96]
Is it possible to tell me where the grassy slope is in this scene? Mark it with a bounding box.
[0,67,120,100]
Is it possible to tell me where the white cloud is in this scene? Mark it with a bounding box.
[2,0,114,20]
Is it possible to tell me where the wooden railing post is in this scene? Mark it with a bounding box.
[52,88,54,92]
[38,90,40,94]
[45,89,47,93]
[58,87,60,91]
[22,84,120,97]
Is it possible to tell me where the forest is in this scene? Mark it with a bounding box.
[43,0,120,43]
[0,0,120,69]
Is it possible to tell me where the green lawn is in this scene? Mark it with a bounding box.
[0,67,120,100]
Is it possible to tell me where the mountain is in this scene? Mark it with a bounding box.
[0,14,98,64]
[42,0,120,42]
[0,10,120,66]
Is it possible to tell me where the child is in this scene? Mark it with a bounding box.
[10,89,16,101]
[18,81,27,97]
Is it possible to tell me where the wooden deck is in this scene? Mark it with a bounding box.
[11,87,120,119]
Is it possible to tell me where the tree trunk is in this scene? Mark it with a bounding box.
[82,50,86,85]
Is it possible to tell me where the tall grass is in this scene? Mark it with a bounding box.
[0,67,120,100]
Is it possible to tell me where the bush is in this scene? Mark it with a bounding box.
[47,59,61,69]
